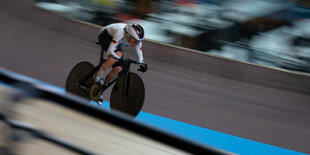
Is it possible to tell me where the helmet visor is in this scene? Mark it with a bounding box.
[129,35,141,45]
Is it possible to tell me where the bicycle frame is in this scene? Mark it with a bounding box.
[77,47,137,98]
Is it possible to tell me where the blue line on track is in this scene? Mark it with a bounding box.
[0,69,306,155]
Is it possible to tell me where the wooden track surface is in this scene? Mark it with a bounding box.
[0,86,188,155]
[1,0,310,153]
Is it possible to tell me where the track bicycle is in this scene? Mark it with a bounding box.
[65,47,145,117]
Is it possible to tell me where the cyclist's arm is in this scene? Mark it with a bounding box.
[135,42,144,63]
[106,32,122,60]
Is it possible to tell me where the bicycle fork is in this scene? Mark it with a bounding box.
[123,72,131,99]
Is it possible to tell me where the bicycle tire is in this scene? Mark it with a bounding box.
[65,61,95,100]
[110,72,145,117]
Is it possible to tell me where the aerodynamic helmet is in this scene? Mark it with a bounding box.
[125,24,144,42]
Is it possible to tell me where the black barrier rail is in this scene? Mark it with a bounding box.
[0,69,230,155]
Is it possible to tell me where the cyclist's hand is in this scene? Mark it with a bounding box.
[138,63,147,72]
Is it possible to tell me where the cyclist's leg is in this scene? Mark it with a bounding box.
[106,66,122,82]
[96,30,123,82]
[92,51,122,104]
[97,51,122,79]
[105,51,123,81]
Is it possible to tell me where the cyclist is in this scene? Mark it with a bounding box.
[92,23,148,104]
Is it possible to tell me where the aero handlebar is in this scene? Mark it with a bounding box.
[124,59,144,65]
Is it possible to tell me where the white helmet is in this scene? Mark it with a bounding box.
[125,24,145,42]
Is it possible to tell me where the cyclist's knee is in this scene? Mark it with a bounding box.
[107,51,122,61]
[115,51,122,57]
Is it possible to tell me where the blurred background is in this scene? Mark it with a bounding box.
[33,0,310,73]
[2,0,310,154]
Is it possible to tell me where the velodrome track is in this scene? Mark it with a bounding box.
[1,0,310,154]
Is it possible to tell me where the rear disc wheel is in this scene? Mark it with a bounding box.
[65,61,95,100]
